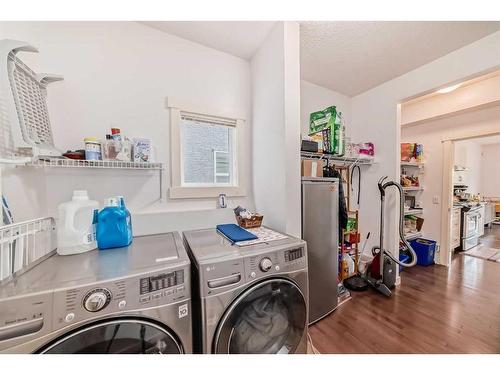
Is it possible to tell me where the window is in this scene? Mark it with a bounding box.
[180,113,235,186]
[168,98,246,199]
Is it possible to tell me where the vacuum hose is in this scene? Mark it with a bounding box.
[376,176,417,268]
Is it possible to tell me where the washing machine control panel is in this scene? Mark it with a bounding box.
[139,270,184,295]
[83,288,111,312]
[284,248,304,262]
[50,267,189,332]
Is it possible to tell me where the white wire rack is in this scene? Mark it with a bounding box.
[30,158,164,170]
[404,208,424,215]
[400,161,424,168]
[0,217,56,284]
[0,40,63,157]
[300,151,375,166]
[9,54,55,147]
[404,232,423,241]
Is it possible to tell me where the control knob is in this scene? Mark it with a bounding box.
[259,257,273,272]
[83,288,111,312]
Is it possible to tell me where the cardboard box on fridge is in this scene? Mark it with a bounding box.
[301,159,324,177]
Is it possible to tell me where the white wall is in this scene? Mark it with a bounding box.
[402,105,500,245]
[0,21,254,233]
[481,143,500,198]
[300,80,351,136]
[251,22,301,236]
[351,31,500,265]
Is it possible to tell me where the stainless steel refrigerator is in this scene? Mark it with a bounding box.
[301,177,339,324]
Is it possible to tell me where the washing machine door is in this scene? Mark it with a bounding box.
[213,278,307,354]
[39,319,183,354]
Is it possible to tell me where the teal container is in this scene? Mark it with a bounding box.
[96,197,133,250]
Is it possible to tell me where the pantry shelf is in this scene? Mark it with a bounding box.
[403,186,423,192]
[404,232,422,241]
[300,151,375,166]
[404,208,424,215]
[401,161,424,168]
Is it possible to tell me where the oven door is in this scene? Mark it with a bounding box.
[464,211,481,238]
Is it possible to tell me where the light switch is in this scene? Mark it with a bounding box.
[433,196,439,204]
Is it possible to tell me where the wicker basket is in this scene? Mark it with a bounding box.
[236,214,263,229]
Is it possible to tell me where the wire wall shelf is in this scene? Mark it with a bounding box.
[400,161,424,168]
[300,151,375,166]
[0,217,56,284]
[404,232,422,241]
[403,186,423,192]
[404,208,424,215]
[30,158,164,170]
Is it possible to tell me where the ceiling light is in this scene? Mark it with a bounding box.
[436,83,462,94]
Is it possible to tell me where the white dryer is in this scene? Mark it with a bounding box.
[0,233,192,354]
[183,228,308,354]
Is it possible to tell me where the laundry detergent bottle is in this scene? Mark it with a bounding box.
[57,190,99,255]
[96,196,133,250]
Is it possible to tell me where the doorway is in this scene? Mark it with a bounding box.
[442,133,500,266]
[400,69,500,266]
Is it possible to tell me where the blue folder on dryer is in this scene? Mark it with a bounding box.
[216,224,258,243]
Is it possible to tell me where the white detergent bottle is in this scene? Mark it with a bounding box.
[57,190,99,255]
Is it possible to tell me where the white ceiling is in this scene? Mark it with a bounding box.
[140,21,276,60]
[301,21,500,96]
[140,21,500,96]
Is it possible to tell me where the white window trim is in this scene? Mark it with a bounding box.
[167,97,247,199]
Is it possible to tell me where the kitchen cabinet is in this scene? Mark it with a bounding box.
[483,202,496,225]
[451,207,462,250]
[454,144,468,170]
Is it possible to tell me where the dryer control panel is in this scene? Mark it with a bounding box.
[245,245,307,282]
[201,243,306,296]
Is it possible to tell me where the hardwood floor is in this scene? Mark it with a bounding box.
[479,225,500,249]
[309,227,500,353]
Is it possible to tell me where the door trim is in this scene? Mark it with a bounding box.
[440,140,454,266]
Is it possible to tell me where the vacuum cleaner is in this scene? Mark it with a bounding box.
[344,176,417,297]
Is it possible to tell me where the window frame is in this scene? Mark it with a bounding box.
[167,97,247,199]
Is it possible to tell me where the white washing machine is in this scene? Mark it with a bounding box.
[183,228,308,354]
[0,233,192,354]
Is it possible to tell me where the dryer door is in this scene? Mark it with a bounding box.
[38,319,183,354]
[213,278,307,354]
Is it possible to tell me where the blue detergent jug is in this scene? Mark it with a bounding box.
[97,197,133,250]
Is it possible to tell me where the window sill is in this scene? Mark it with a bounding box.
[169,186,246,199]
